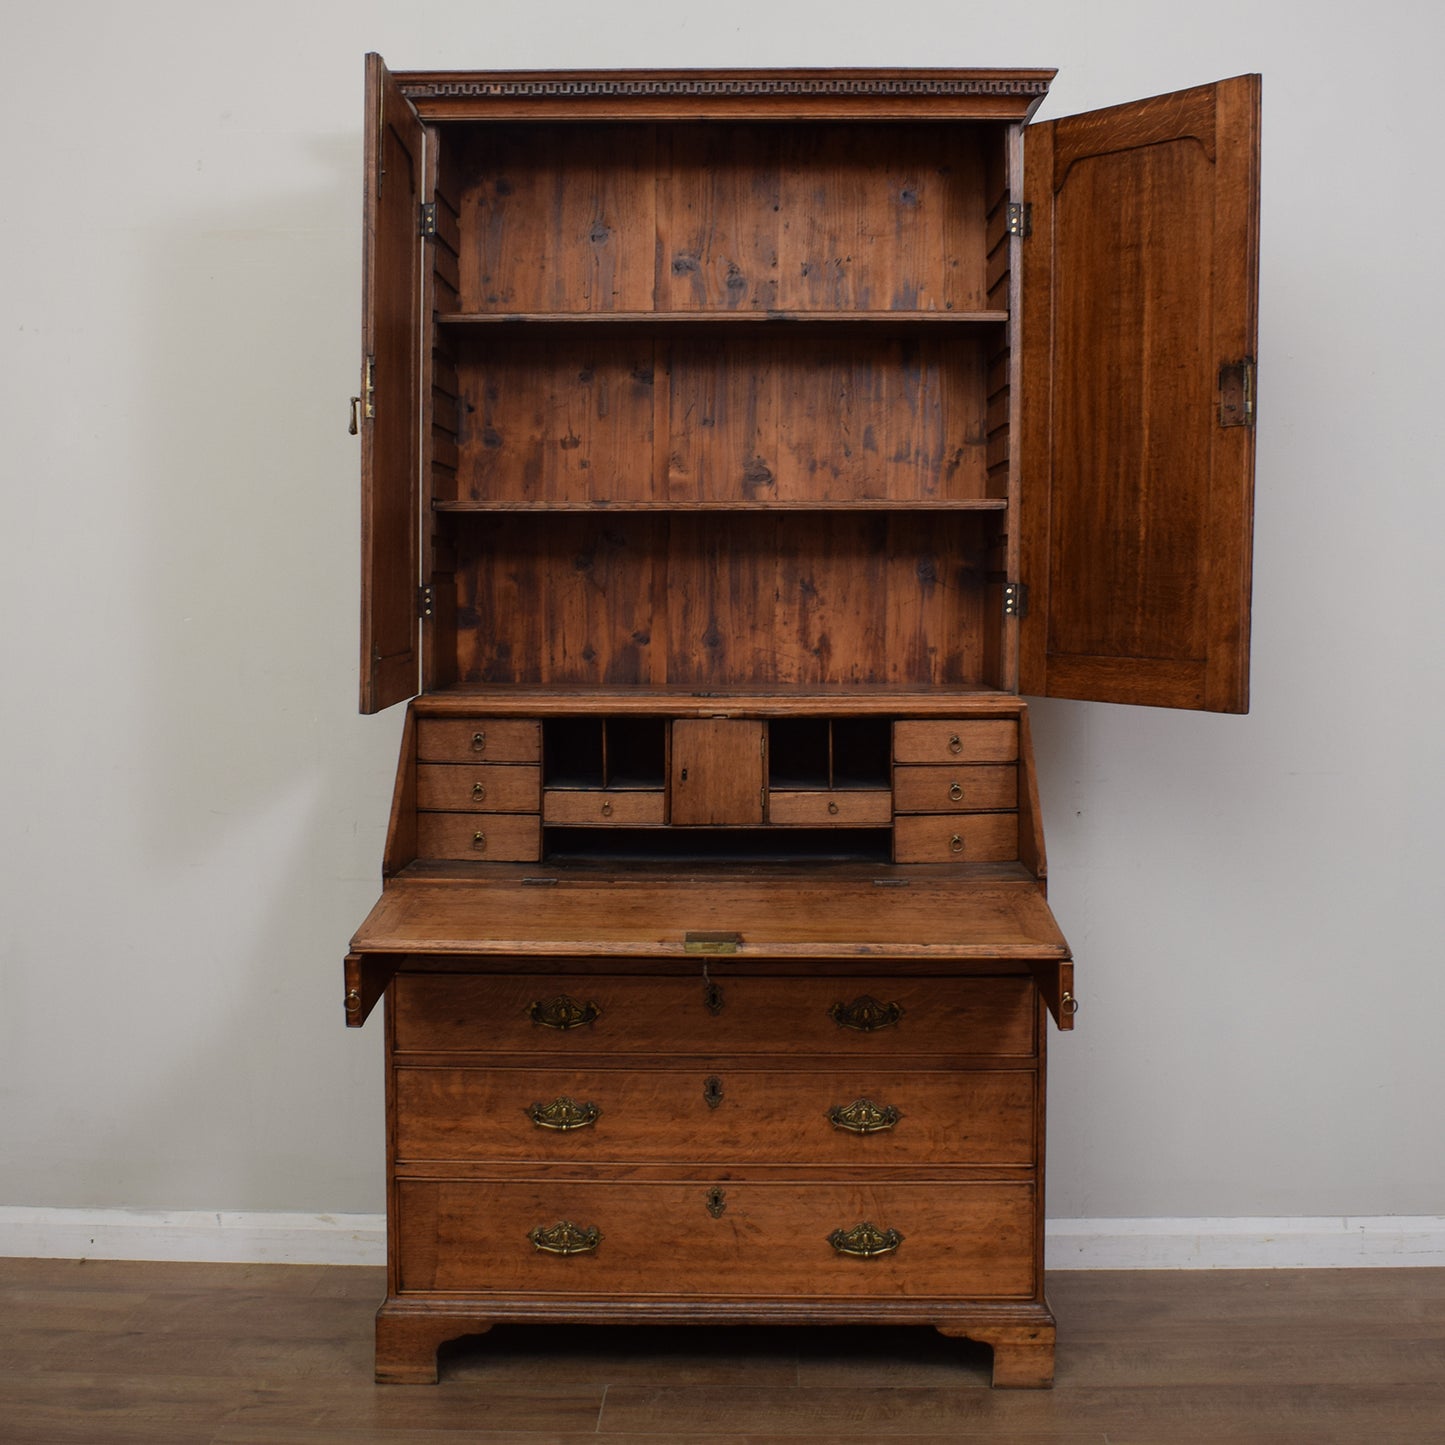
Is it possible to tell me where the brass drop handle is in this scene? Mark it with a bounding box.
[528,1221,601,1256]
[529,995,602,1030]
[471,730,487,753]
[472,830,487,851]
[949,833,964,854]
[527,1096,600,1131]
[828,1222,904,1258]
[472,781,487,801]
[829,995,904,1031]
[343,988,361,1016]
[600,799,613,817]
[948,732,963,755]
[828,800,840,815]
[828,1098,900,1134]
[949,781,964,802]
[1062,991,1080,1017]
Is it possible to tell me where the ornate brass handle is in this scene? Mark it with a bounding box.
[528,1221,601,1255]
[471,730,487,753]
[829,995,904,1032]
[472,781,487,801]
[828,1098,900,1134]
[948,732,963,755]
[828,1222,903,1258]
[527,1096,600,1131]
[529,995,601,1030]
[949,781,964,801]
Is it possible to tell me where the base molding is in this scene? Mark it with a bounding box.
[1,1207,1441,1270]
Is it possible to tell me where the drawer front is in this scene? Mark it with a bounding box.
[893,720,1019,765]
[395,1067,1035,1167]
[396,1178,1036,1299]
[893,814,1019,864]
[892,765,1017,814]
[416,813,541,862]
[417,764,541,813]
[768,789,892,826]
[393,975,1036,1057]
[543,790,666,826]
[417,719,541,764]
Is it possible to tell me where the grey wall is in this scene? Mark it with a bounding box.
[2,0,1440,1220]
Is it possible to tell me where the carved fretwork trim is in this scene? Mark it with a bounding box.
[402,75,1051,101]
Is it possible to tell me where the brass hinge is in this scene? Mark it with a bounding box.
[1007,202,1032,238]
[1219,359,1256,428]
[419,201,438,238]
[417,585,434,619]
[362,353,376,421]
[1003,581,1029,618]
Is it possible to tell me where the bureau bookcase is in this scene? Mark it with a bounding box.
[345,60,1259,1387]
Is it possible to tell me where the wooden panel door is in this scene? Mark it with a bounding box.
[670,720,766,826]
[360,53,427,713]
[1019,76,1260,713]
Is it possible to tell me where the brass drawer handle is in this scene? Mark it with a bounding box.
[949,833,964,853]
[948,732,963,755]
[472,781,487,801]
[472,830,487,852]
[949,781,964,802]
[529,995,602,1030]
[828,1098,900,1134]
[528,1221,601,1256]
[829,995,904,1032]
[600,799,613,817]
[527,1096,600,1131]
[828,1222,904,1258]
[828,800,839,815]
[471,730,487,753]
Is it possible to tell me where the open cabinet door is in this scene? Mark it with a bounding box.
[1019,77,1260,713]
[359,54,427,714]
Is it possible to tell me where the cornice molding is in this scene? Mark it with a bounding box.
[401,74,1051,101]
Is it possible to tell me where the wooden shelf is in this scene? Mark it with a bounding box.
[438,309,1009,328]
[434,497,1008,513]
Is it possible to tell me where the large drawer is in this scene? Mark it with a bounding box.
[393,974,1037,1058]
[395,1178,1036,1299]
[394,1066,1035,1166]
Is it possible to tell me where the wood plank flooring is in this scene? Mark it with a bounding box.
[1,1260,1442,1442]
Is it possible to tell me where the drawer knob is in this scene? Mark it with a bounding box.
[829,995,904,1032]
[948,732,963,755]
[527,1096,601,1131]
[828,1221,904,1258]
[949,833,964,854]
[472,830,487,851]
[949,781,964,802]
[471,730,487,753]
[529,995,602,1030]
[528,1220,601,1256]
[828,1098,901,1134]
[472,781,487,801]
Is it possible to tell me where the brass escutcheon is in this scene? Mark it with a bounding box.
[527,1096,601,1131]
[705,1186,727,1219]
[703,1075,724,1109]
[829,995,904,1032]
[528,1221,601,1256]
[529,995,602,1030]
[828,1221,904,1258]
[828,1098,901,1134]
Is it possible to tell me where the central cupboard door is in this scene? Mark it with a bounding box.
[670,720,766,826]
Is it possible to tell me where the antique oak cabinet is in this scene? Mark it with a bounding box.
[344,58,1260,1387]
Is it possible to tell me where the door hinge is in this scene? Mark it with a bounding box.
[417,585,434,619]
[419,201,438,238]
[1006,202,1032,238]
[1219,358,1256,428]
[362,354,376,421]
[1003,581,1029,618]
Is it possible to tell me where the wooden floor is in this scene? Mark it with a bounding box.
[1,1261,1442,1443]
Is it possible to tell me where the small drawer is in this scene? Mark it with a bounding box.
[893,720,1018,765]
[396,1178,1036,1300]
[892,765,1017,814]
[768,789,892,826]
[417,764,541,813]
[893,813,1019,864]
[416,813,541,862]
[543,789,666,826]
[417,719,541,764]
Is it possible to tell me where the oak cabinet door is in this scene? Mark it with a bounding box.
[1020,76,1260,713]
[670,720,766,826]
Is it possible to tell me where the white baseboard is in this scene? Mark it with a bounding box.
[1,1207,1442,1270]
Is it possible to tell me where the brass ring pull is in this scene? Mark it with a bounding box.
[829,995,904,1032]
[343,988,361,1015]
[828,1222,903,1258]
[471,730,487,753]
[529,995,602,1030]
[472,781,487,801]
[828,800,839,815]
[472,830,487,851]
[828,1098,900,1134]
[949,833,964,853]
[600,799,613,817]
[527,1096,600,1131]
[949,781,964,802]
[1062,991,1080,1016]
[948,732,963,755]
[528,1221,601,1256]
